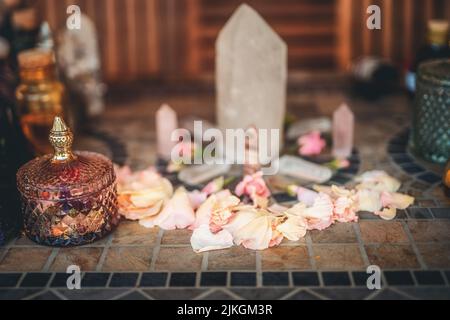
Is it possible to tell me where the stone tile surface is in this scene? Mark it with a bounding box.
[102,247,152,271]
[0,248,51,272]
[261,246,310,270]
[208,247,256,271]
[155,247,203,271]
[50,248,103,271]
[365,245,420,269]
[359,221,409,243]
[313,245,365,270]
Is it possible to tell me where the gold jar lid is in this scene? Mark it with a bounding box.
[17,117,116,201]
[18,48,55,69]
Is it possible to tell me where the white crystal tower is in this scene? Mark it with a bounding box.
[216,4,287,154]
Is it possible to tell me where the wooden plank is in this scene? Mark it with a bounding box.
[104,0,119,80]
[186,0,201,76]
[146,0,159,74]
[336,0,352,70]
[125,0,138,77]
[362,0,372,55]
[382,0,393,59]
[200,24,335,39]
[403,0,414,62]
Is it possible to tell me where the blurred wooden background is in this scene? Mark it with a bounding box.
[36,0,450,83]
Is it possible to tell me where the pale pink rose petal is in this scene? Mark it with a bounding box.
[276,215,307,241]
[188,190,208,210]
[288,185,319,206]
[235,171,271,199]
[139,187,195,230]
[284,194,334,231]
[202,176,224,195]
[209,193,241,232]
[233,214,273,250]
[333,196,358,223]
[222,207,261,236]
[298,131,326,156]
[190,224,234,253]
[381,192,414,209]
[191,193,220,230]
[268,204,289,215]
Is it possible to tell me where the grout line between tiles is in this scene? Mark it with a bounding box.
[137,288,155,300]
[51,288,68,300]
[42,248,59,272]
[0,247,10,263]
[201,252,209,271]
[305,234,317,270]
[256,252,262,287]
[96,235,113,271]
[401,221,427,270]
[149,229,164,271]
[352,224,370,266]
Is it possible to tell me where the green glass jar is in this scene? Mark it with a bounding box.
[410,59,450,164]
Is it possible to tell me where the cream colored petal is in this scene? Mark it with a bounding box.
[190,224,234,253]
[382,192,414,209]
[303,193,334,219]
[223,208,261,236]
[276,216,307,241]
[376,207,397,220]
[356,189,383,212]
[233,214,273,250]
[122,199,164,220]
[129,190,167,208]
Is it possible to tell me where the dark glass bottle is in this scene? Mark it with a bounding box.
[405,20,450,95]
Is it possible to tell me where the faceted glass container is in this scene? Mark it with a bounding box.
[410,59,450,164]
[16,117,119,246]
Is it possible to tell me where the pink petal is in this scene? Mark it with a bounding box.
[188,190,208,210]
[140,187,195,230]
[201,176,224,195]
[234,215,273,250]
[276,215,307,241]
[381,192,414,209]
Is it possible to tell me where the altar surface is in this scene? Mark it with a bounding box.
[1,77,449,300]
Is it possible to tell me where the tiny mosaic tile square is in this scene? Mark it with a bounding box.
[230,272,257,287]
[139,273,168,287]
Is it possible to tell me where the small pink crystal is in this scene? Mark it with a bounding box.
[332,103,354,159]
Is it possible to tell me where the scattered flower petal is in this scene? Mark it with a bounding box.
[355,170,401,192]
[297,130,326,156]
[190,224,234,253]
[139,187,195,230]
[202,176,225,195]
[235,171,271,200]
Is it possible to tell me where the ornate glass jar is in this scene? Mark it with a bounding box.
[410,59,450,164]
[17,117,119,246]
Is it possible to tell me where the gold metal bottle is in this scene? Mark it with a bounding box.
[15,48,66,155]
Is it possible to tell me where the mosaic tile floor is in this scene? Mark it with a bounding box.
[1,86,449,299]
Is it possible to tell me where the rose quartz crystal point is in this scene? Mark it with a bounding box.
[156,104,178,160]
[332,103,354,159]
